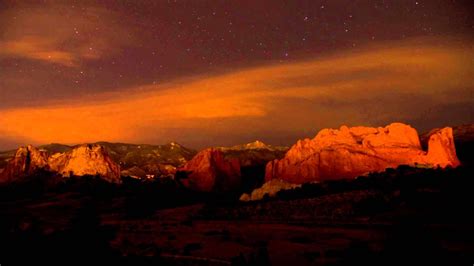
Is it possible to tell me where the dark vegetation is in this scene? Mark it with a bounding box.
[199,165,474,220]
[222,148,287,194]
[0,165,473,265]
[240,164,266,194]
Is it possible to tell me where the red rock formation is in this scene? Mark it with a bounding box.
[49,144,121,183]
[0,145,49,183]
[426,127,460,168]
[177,148,241,192]
[0,144,121,184]
[265,123,460,184]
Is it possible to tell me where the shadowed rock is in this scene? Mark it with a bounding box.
[177,148,241,192]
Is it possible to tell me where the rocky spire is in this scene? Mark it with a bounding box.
[0,145,49,183]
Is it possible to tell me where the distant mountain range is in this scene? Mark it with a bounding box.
[217,140,288,167]
[39,141,197,167]
[218,140,287,152]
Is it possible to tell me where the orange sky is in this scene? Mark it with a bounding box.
[0,37,472,149]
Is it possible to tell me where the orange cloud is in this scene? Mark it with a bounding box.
[0,37,472,146]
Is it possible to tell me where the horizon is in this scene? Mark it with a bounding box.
[0,121,466,151]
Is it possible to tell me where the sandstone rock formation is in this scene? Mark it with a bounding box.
[0,144,121,184]
[176,148,241,192]
[265,123,460,184]
[240,179,302,201]
[5,141,196,179]
[422,124,474,166]
[0,145,49,183]
[49,144,121,183]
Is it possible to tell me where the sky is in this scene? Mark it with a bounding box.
[0,0,473,150]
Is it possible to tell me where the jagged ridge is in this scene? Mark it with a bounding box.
[265,123,460,184]
[0,144,121,183]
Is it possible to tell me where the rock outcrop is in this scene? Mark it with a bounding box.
[9,141,196,179]
[265,123,460,184]
[422,124,474,166]
[0,144,121,184]
[0,145,49,183]
[49,144,121,183]
[240,179,302,201]
[176,148,241,192]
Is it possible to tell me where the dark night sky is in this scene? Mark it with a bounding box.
[0,0,473,149]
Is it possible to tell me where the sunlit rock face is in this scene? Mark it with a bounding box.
[426,128,460,168]
[421,124,474,166]
[0,144,121,184]
[49,144,121,183]
[265,123,460,184]
[0,145,49,183]
[177,148,241,192]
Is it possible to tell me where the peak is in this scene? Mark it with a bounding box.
[222,140,273,151]
[165,141,184,150]
[169,141,181,147]
[245,140,269,149]
[16,145,41,155]
[18,144,35,150]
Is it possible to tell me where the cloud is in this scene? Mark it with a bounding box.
[0,37,76,66]
[0,37,472,148]
[0,4,135,66]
